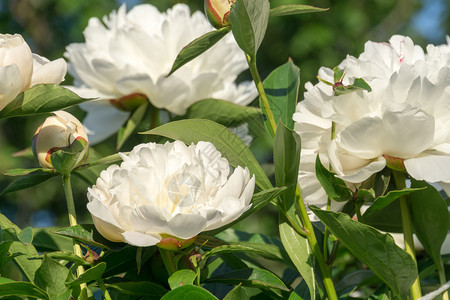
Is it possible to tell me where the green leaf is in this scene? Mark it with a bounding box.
[229,0,270,58]
[0,281,49,299]
[333,67,344,83]
[310,207,417,298]
[32,227,74,252]
[409,180,449,268]
[140,119,272,190]
[262,60,300,131]
[117,101,149,150]
[279,216,315,299]
[334,77,372,96]
[46,251,90,266]
[106,281,168,298]
[206,268,289,291]
[204,187,286,236]
[168,269,197,290]
[0,241,15,268]
[17,226,33,245]
[269,4,328,17]
[223,284,249,300]
[34,254,70,297]
[68,262,106,286]
[0,169,56,195]
[363,187,425,218]
[184,99,260,127]
[315,156,352,202]
[3,168,44,176]
[161,285,218,300]
[0,84,89,119]
[0,213,41,282]
[274,121,301,213]
[54,224,125,250]
[168,27,232,76]
[205,244,282,261]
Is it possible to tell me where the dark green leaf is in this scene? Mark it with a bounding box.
[229,0,270,58]
[184,99,260,127]
[140,119,272,190]
[54,224,125,250]
[206,268,289,291]
[32,227,74,252]
[274,121,301,213]
[410,180,449,268]
[0,241,15,268]
[168,27,232,76]
[311,207,417,298]
[117,101,149,150]
[315,156,352,202]
[0,169,56,195]
[262,60,300,132]
[205,244,281,261]
[269,4,328,17]
[34,254,70,297]
[362,199,403,233]
[68,262,106,286]
[0,84,90,119]
[223,284,249,300]
[363,187,425,218]
[204,187,286,236]
[0,281,49,299]
[106,281,168,298]
[168,269,197,290]
[161,285,218,300]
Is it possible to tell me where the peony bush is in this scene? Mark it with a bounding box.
[0,1,449,300]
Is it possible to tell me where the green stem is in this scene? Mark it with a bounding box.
[296,187,338,300]
[159,248,178,276]
[62,174,88,299]
[97,278,112,300]
[246,54,277,136]
[438,257,449,300]
[392,171,422,299]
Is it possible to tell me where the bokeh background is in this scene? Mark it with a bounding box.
[0,0,448,236]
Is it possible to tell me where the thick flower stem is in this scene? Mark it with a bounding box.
[296,187,338,300]
[97,278,112,300]
[159,248,178,276]
[246,54,277,136]
[392,171,422,299]
[62,174,88,298]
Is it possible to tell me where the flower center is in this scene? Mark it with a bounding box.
[166,172,203,213]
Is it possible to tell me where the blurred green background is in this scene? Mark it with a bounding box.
[0,0,448,235]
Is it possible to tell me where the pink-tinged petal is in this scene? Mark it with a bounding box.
[404,155,450,182]
[0,64,22,110]
[122,231,161,247]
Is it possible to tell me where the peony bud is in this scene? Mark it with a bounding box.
[204,0,235,29]
[109,93,147,112]
[32,111,89,173]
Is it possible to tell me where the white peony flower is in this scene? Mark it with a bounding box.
[65,4,257,144]
[86,141,255,247]
[0,33,67,110]
[294,35,450,215]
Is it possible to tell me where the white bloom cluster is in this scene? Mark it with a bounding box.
[0,34,67,110]
[65,4,257,144]
[293,35,450,215]
[87,141,255,247]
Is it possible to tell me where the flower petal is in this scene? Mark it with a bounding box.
[122,231,161,247]
[405,155,450,182]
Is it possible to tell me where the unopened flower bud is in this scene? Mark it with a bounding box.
[109,93,147,112]
[32,111,89,173]
[204,0,235,29]
[157,234,196,251]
